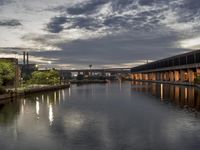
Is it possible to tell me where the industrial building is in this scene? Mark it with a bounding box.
[130,50,200,84]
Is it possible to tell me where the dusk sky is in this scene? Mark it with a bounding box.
[0,0,200,69]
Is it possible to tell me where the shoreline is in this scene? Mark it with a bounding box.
[70,80,107,84]
[0,84,70,103]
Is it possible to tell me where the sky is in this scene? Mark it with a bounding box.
[0,0,200,69]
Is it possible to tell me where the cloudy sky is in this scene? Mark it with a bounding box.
[0,0,200,69]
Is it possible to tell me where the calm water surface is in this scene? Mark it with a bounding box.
[0,81,200,150]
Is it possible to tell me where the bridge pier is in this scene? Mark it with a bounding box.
[188,69,195,83]
[148,73,152,81]
[169,71,174,81]
[163,72,169,81]
[180,70,186,82]
[131,67,200,84]
[142,74,148,80]
[174,70,180,81]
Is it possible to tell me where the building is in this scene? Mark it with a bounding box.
[19,52,38,80]
[130,50,200,84]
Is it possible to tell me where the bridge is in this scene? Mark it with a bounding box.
[130,50,200,85]
[64,68,130,75]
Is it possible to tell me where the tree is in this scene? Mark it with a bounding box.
[0,60,15,86]
[29,69,60,85]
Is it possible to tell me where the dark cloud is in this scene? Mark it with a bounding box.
[0,0,10,5]
[138,0,154,6]
[46,0,169,34]
[46,16,103,33]
[138,0,171,6]
[175,0,200,23]
[30,30,188,67]
[0,19,22,27]
[46,16,67,33]
[67,0,108,15]
[67,17,102,30]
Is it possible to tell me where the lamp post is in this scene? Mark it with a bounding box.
[89,64,92,78]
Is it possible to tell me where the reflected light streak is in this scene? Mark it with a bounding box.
[23,99,26,105]
[21,99,26,115]
[185,88,188,100]
[36,101,40,117]
[21,104,24,115]
[62,90,65,100]
[54,92,57,105]
[59,91,61,103]
[47,95,50,106]
[68,88,71,97]
[161,84,163,100]
[42,95,44,103]
[119,79,122,92]
[49,104,54,126]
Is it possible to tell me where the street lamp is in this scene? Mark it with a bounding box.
[89,64,92,77]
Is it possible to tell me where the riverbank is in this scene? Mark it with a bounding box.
[70,80,107,84]
[0,84,70,103]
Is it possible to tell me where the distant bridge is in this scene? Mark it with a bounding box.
[63,68,131,74]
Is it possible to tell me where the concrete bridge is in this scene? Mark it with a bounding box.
[66,68,130,75]
[130,50,200,85]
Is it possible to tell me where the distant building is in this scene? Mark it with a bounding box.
[19,52,38,80]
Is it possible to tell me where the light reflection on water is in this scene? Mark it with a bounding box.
[0,82,200,150]
[131,81,200,111]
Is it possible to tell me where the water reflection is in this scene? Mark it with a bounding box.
[131,81,200,111]
[0,83,200,150]
[0,101,20,125]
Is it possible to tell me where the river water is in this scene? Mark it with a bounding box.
[0,81,200,150]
